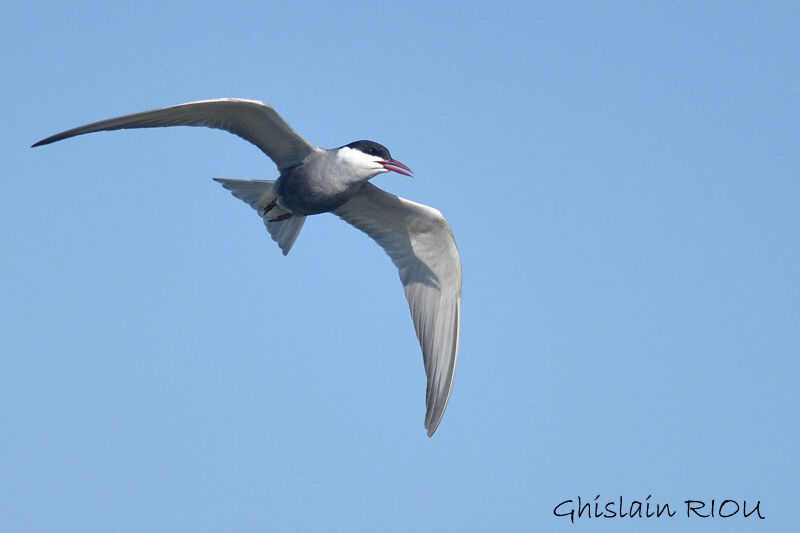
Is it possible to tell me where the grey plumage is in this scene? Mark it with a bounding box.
[33,98,462,436]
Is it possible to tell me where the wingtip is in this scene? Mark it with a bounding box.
[32,134,61,148]
[32,134,63,147]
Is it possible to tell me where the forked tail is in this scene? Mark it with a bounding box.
[213,178,306,255]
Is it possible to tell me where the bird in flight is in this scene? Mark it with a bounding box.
[33,98,461,436]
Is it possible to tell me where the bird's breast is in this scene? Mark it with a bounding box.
[276,163,362,216]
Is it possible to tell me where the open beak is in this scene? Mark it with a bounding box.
[381,159,413,177]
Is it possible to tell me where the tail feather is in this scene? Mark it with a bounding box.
[213,178,306,255]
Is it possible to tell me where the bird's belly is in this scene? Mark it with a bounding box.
[276,168,359,216]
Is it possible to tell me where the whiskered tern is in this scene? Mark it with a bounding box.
[33,98,461,436]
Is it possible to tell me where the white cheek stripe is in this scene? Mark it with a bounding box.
[338,146,381,166]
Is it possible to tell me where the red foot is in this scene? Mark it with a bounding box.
[268,213,293,222]
[260,200,278,217]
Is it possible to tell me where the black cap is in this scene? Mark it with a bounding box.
[344,140,392,161]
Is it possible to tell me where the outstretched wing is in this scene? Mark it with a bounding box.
[32,98,315,170]
[334,183,462,436]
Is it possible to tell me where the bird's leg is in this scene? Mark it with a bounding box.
[260,199,292,222]
[259,199,278,217]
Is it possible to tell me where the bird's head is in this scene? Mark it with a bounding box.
[338,140,413,180]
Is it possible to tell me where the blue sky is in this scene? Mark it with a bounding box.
[2,1,798,531]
